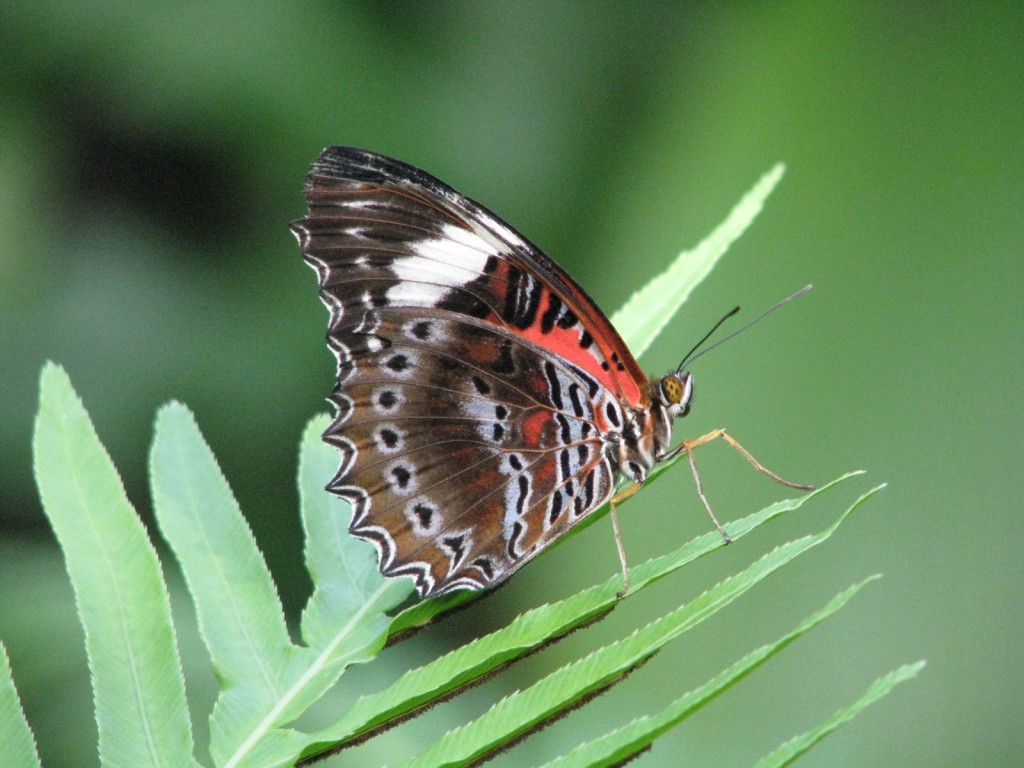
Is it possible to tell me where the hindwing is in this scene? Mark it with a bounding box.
[321,308,622,596]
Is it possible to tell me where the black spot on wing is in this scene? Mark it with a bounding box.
[516,475,529,518]
[543,361,564,410]
[391,465,412,489]
[557,307,578,329]
[540,292,562,334]
[605,401,621,427]
[386,354,409,372]
[548,490,564,524]
[568,383,585,418]
[507,520,525,560]
[504,266,544,330]
[413,502,434,528]
[559,448,572,481]
[472,375,491,395]
[556,413,572,444]
[491,339,516,374]
[442,534,467,567]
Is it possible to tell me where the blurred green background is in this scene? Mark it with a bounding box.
[1,3,1021,766]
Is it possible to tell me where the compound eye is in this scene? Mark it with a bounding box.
[660,375,684,405]
[660,373,693,416]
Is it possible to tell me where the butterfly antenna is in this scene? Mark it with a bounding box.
[676,306,741,371]
[678,285,813,371]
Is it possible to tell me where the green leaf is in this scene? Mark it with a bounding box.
[33,363,198,768]
[393,485,881,768]
[612,164,786,358]
[387,472,862,644]
[298,474,860,761]
[151,405,410,768]
[150,402,304,764]
[19,164,882,768]
[298,414,414,650]
[752,661,927,768]
[0,642,42,768]
[536,577,881,768]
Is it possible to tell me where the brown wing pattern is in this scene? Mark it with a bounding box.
[322,309,620,596]
[293,146,646,405]
[291,147,641,596]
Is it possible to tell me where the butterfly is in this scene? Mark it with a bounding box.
[291,147,812,599]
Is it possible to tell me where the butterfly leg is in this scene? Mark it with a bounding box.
[684,446,732,543]
[672,429,816,543]
[686,429,816,492]
[609,484,643,598]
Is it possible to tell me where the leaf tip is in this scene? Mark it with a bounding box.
[39,359,66,382]
[759,162,786,194]
[153,400,196,431]
[37,361,74,404]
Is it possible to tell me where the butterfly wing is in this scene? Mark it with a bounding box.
[292,147,645,596]
[294,146,647,405]
[318,307,623,596]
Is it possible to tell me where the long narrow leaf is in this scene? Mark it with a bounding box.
[33,363,198,768]
[0,642,42,768]
[152,406,413,768]
[150,403,304,764]
[395,485,881,768]
[387,471,860,640]
[611,164,786,357]
[298,474,860,761]
[751,661,926,768]
[623,472,862,596]
[536,577,880,768]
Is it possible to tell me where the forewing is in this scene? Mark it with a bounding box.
[291,146,647,406]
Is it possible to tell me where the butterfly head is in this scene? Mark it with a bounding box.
[622,372,693,479]
[656,371,694,419]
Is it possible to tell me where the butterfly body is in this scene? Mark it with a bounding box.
[293,147,695,598]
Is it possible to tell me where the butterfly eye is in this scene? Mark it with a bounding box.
[660,373,693,417]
